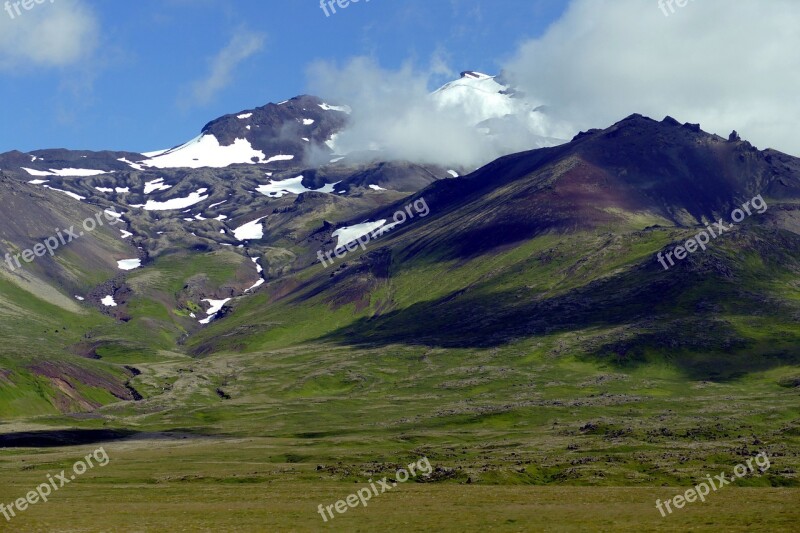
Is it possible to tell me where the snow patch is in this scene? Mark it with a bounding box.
[42,186,85,201]
[144,178,171,194]
[22,167,109,177]
[118,158,146,171]
[264,154,294,164]
[333,220,388,247]
[233,217,266,240]
[141,148,168,157]
[199,298,231,324]
[319,103,352,114]
[245,279,265,292]
[142,189,209,211]
[255,176,340,198]
[117,259,141,270]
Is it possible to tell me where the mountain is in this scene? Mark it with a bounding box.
[188,114,800,382]
[431,71,565,150]
[386,114,800,250]
[138,95,349,170]
[2,94,800,526]
[0,74,498,413]
[0,72,553,325]
[0,88,461,314]
[0,171,135,292]
[1,73,799,415]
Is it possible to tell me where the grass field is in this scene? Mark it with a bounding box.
[0,437,798,532]
[2,213,800,530]
[1,338,798,531]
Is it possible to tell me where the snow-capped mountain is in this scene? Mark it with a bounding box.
[133,71,565,172]
[136,95,349,169]
[431,71,566,150]
[433,72,516,126]
[317,70,567,167]
[3,71,540,236]
[0,80,461,315]
[0,69,569,316]
[0,71,563,179]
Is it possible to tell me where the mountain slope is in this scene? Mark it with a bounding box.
[188,115,800,381]
[2,109,799,416]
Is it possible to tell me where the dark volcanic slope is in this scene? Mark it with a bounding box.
[369,114,800,258]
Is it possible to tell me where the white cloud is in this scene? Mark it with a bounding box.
[186,30,265,107]
[307,57,562,168]
[0,0,99,70]
[502,0,800,156]
[308,1,800,166]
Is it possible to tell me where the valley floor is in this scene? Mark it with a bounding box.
[0,437,799,532]
[1,341,798,531]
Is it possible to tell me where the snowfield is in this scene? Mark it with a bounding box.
[141,134,267,169]
[142,188,209,211]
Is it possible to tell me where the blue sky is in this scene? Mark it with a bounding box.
[4,1,798,158]
[0,0,568,153]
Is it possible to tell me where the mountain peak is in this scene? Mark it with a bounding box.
[459,70,493,80]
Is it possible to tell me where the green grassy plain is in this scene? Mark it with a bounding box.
[2,217,800,530]
[1,441,798,533]
[2,338,798,530]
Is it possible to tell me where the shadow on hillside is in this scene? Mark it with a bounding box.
[319,247,800,380]
[0,429,206,448]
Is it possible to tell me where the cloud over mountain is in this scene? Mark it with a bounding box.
[306,57,566,168]
[308,0,800,166]
[502,0,800,155]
